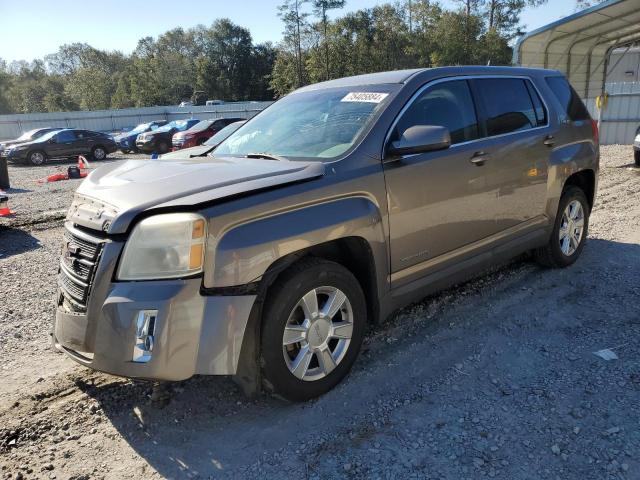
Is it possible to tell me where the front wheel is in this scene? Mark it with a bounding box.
[261,258,366,401]
[27,150,47,166]
[91,146,107,160]
[535,186,589,268]
[634,149,640,167]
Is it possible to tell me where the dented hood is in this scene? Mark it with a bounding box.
[70,156,324,234]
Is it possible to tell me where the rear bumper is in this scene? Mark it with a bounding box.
[52,225,256,381]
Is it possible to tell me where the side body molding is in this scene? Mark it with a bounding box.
[205,196,387,289]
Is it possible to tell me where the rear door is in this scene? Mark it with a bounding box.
[75,130,96,155]
[470,77,553,231]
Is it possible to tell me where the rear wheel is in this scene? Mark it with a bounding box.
[91,146,107,160]
[27,150,47,166]
[261,258,366,401]
[634,149,640,167]
[535,186,589,268]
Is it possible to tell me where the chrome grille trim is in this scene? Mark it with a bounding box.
[58,225,105,312]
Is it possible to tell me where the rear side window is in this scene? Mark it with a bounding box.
[545,76,591,121]
[395,80,480,145]
[474,78,543,136]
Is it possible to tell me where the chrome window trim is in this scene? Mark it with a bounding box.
[382,74,552,158]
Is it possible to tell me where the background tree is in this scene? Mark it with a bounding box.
[312,0,346,80]
[0,1,549,113]
[575,0,601,9]
[277,0,310,88]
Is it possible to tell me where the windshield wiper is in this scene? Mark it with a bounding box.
[246,152,288,161]
[190,146,216,158]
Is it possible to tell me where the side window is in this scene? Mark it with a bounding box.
[395,80,479,145]
[545,76,591,121]
[525,80,548,127]
[56,130,76,142]
[475,78,538,136]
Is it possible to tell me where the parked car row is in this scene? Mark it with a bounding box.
[0,128,117,165]
[112,117,243,154]
[0,117,246,166]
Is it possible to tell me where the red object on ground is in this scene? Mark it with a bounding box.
[46,173,68,182]
[0,194,11,217]
[78,155,91,169]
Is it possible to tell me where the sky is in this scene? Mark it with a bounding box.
[0,0,578,63]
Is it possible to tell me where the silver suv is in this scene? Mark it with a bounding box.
[54,67,598,401]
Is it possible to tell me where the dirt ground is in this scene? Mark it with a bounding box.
[0,146,639,480]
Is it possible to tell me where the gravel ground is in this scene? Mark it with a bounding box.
[0,145,639,480]
[0,152,147,228]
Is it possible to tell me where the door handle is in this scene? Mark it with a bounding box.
[543,135,555,147]
[470,151,490,165]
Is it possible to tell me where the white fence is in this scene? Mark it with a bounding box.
[584,82,640,145]
[0,102,274,140]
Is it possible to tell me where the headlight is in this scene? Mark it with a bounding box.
[117,213,207,280]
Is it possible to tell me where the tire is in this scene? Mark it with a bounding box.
[261,258,366,401]
[156,140,170,154]
[535,186,589,268]
[634,149,640,167]
[91,146,107,161]
[27,150,47,166]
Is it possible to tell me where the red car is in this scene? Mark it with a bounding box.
[171,118,244,150]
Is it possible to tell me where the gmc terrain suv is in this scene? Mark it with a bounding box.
[54,67,598,401]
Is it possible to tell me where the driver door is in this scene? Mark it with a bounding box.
[383,79,501,285]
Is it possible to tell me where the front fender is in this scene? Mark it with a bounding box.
[204,196,386,288]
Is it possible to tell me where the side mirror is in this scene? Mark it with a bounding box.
[386,125,451,157]
[49,137,57,144]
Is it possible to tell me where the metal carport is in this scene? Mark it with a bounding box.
[514,0,640,144]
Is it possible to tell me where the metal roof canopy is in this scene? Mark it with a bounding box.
[514,0,640,99]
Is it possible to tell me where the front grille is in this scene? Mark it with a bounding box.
[58,227,105,312]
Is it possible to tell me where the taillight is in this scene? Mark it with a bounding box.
[591,119,599,145]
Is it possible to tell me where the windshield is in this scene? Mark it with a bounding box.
[130,123,151,134]
[188,120,214,132]
[215,85,397,160]
[156,120,188,132]
[205,121,245,146]
[17,129,39,141]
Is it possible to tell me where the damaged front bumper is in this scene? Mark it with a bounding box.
[52,222,256,381]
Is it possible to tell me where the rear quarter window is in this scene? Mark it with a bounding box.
[545,76,591,121]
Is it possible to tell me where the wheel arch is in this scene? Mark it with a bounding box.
[563,169,596,211]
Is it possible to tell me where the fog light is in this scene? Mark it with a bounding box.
[133,310,157,363]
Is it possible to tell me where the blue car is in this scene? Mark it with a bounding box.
[114,120,168,153]
[135,119,200,154]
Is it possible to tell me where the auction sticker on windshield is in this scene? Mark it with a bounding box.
[341,92,389,103]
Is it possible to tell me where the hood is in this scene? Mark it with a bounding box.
[0,139,26,149]
[5,137,46,148]
[70,156,325,234]
[117,131,141,141]
[161,144,211,159]
[173,130,192,139]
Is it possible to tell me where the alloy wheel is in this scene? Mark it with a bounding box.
[282,286,354,382]
[94,148,106,160]
[559,199,584,256]
[30,152,45,165]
